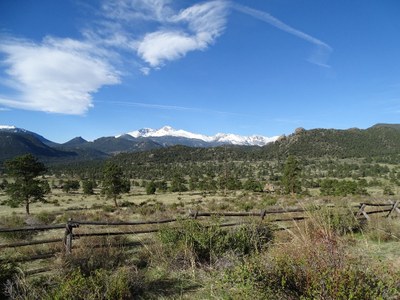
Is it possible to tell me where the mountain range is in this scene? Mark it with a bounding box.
[0,125,279,163]
[1,123,400,164]
[117,126,279,146]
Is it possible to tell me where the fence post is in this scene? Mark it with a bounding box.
[64,218,79,254]
[387,201,400,218]
[189,209,198,219]
[356,203,370,220]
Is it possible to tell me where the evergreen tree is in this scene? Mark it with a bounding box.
[146,181,157,195]
[62,180,80,193]
[101,162,129,207]
[82,179,95,195]
[281,155,302,195]
[170,174,188,192]
[5,154,47,214]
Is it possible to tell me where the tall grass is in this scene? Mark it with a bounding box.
[155,219,274,269]
[209,211,400,300]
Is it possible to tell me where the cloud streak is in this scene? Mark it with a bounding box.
[232,3,332,68]
[97,100,245,116]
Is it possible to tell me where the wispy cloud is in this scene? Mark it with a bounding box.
[86,0,229,68]
[0,0,332,116]
[136,0,228,67]
[101,0,173,23]
[232,4,332,68]
[97,100,245,116]
[0,0,229,115]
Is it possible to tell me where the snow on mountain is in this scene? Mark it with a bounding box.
[118,126,280,146]
[0,125,19,131]
[0,125,58,146]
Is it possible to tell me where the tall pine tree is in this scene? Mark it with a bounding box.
[281,155,302,195]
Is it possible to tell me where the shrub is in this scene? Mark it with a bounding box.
[82,179,95,195]
[35,211,57,225]
[213,223,400,299]
[62,180,80,193]
[157,220,273,267]
[6,267,138,300]
[0,215,35,240]
[50,267,135,300]
[62,236,129,276]
[261,195,278,207]
[0,262,19,298]
[146,181,156,195]
[310,206,363,236]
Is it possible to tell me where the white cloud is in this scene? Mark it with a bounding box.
[0,38,120,115]
[101,0,173,22]
[137,30,203,67]
[136,0,228,67]
[0,1,231,115]
[0,1,230,115]
[140,67,151,76]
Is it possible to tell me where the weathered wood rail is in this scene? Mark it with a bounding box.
[356,200,400,220]
[0,201,399,274]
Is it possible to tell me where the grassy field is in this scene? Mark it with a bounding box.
[1,182,400,299]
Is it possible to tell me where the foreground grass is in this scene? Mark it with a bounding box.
[1,189,400,299]
[1,214,400,299]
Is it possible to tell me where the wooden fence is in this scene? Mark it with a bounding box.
[0,201,399,274]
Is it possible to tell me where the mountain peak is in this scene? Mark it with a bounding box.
[63,136,88,146]
[118,126,280,146]
[0,125,17,130]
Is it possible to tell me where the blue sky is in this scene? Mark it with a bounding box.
[0,0,399,143]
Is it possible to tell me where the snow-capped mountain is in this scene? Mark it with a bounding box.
[117,126,279,146]
[0,125,58,146]
[0,125,23,131]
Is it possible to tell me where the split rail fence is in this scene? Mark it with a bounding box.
[0,201,399,275]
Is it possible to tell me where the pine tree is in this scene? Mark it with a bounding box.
[101,162,129,207]
[5,154,47,214]
[281,155,302,195]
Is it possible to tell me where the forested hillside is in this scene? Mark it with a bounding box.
[262,126,400,158]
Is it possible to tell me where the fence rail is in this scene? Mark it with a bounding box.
[1,201,399,269]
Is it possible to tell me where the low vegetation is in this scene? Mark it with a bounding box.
[0,151,400,299]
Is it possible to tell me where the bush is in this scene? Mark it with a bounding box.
[50,268,135,300]
[157,220,274,267]
[316,206,364,235]
[261,195,278,207]
[62,180,80,193]
[35,211,57,224]
[146,181,156,195]
[6,267,138,300]
[62,236,129,276]
[82,179,95,195]
[213,223,400,299]
[0,262,19,298]
[0,215,35,240]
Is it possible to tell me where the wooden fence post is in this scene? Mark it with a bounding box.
[260,210,266,220]
[188,209,199,219]
[387,201,400,218]
[64,218,79,254]
[356,203,370,220]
